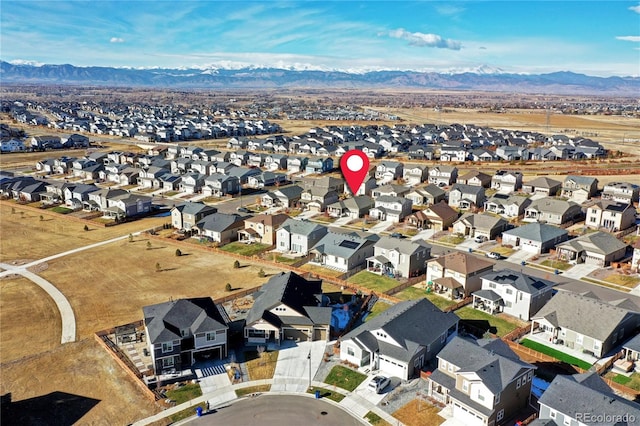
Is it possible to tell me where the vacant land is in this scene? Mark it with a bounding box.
[0,202,169,262]
[392,399,445,426]
[0,338,158,425]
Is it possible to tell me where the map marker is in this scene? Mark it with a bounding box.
[340,149,370,194]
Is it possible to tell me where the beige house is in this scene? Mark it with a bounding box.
[238,213,289,245]
[405,201,459,231]
[585,201,636,232]
[426,252,495,299]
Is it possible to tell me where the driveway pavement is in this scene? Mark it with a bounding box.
[505,249,535,265]
[560,263,600,280]
[410,228,436,242]
[271,340,327,392]
[369,220,394,234]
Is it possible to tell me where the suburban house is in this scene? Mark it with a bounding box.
[371,184,410,199]
[555,231,628,266]
[601,181,639,205]
[530,290,640,359]
[143,298,229,376]
[522,177,562,197]
[448,184,486,210]
[305,156,333,174]
[535,372,640,426]
[402,164,429,185]
[308,231,378,273]
[171,202,217,231]
[300,187,340,212]
[405,201,459,231]
[472,269,555,321]
[428,165,458,187]
[452,213,509,241]
[621,333,640,370]
[246,171,286,189]
[261,185,304,208]
[0,138,25,152]
[426,252,495,299]
[202,173,240,197]
[339,298,459,380]
[276,218,328,255]
[491,170,523,193]
[585,200,636,232]
[368,195,413,222]
[405,184,446,206]
[366,236,432,278]
[244,271,331,344]
[457,170,492,188]
[101,193,152,219]
[501,223,569,254]
[326,195,374,219]
[561,175,598,203]
[523,198,583,226]
[483,194,531,219]
[194,213,245,243]
[375,161,404,180]
[64,183,99,209]
[238,213,289,245]
[426,336,535,426]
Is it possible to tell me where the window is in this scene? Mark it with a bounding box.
[347,347,355,356]
[495,392,500,404]
[576,334,583,345]
[206,332,216,341]
[477,390,484,401]
[462,380,469,392]
[517,377,521,389]
[497,410,504,421]
[505,301,512,308]
[489,283,496,289]
[506,289,513,295]
[181,329,189,337]
[550,410,557,419]
[162,357,174,368]
[162,342,173,353]
[528,371,533,381]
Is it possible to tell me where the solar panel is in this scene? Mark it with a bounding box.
[339,240,359,249]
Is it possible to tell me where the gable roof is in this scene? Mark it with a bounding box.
[432,251,494,275]
[245,213,289,228]
[481,269,555,294]
[143,297,228,344]
[311,231,378,259]
[374,236,432,255]
[502,222,568,242]
[455,212,507,231]
[525,176,562,188]
[555,231,628,256]
[278,218,327,236]
[196,213,244,233]
[172,201,217,216]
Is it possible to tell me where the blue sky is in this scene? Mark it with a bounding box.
[2,1,639,76]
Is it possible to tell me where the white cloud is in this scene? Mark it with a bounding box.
[384,28,462,50]
[110,37,125,43]
[616,36,640,42]
[629,5,640,13]
[8,59,44,66]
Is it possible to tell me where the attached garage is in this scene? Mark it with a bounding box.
[453,402,485,426]
[313,328,328,341]
[379,356,407,380]
[283,327,310,342]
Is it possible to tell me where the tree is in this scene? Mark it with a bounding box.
[129,233,134,243]
[39,215,44,221]
[147,241,152,250]
[225,283,232,292]
[175,248,182,257]
[83,224,89,231]
[155,262,161,272]
[257,345,266,366]
[233,260,240,269]
[257,268,266,278]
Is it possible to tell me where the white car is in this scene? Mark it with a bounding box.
[368,376,390,394]
[486,251,501,259]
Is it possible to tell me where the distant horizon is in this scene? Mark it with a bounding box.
[1,1,639,78]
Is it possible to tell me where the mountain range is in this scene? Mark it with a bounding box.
[1,61,638,96]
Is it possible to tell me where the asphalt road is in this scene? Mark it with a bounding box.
[186,395,365,426]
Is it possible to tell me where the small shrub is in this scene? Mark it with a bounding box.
[129,233,134,242]
[83,224,89,231]
[233,260,240,269]
[258,268,266,278]
[156,262,161,272]
[147,241,152,250]
[39,215,44,221]
[225,283,232,292]
[175,248,182,257]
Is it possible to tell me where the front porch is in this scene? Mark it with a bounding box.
[366,255,397,277]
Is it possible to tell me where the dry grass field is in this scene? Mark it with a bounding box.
[0,202,169,262]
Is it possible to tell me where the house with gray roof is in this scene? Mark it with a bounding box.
[171,202,217,231]
[326,195,374,219]
[530,291,640,359]
[585,200,636,232]
[473,269,555,320]
[427,336,535,426]
[522,177,562,197]
[602,181,640,205]
[457,170,492,188]
[555,231,628,266]
[369,195,413,222]
[375,161,404,180]
[371,183,410,199]
[561,175,598,203]
[534,373,640,426]
[501,223,568,254]
[340,298,459,380]
[491,170,523,193]
[143,297,229,377]
[261,185,304,208]
[309,231,378,273]
[428,165,458,187]
[448,183,486,210]
[523,197,583,226]
[404,184,446,206]
[366,236,432,278]
[195,213,245,243]
[453,213,509,241]
[621,333,640,371]
[244,271,330,345]
[483,193,532,219]
[276,218,328,255]
[202,173,240,197]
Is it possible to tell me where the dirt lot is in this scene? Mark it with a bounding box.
[0,202,169,262]
[0,338,159,425]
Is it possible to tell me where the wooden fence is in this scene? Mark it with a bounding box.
[384,274,426,296]
[443,296,472,313]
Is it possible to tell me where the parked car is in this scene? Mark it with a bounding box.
[390,232,403,239]
[368,376,390,394]
[474,235,487,243]
[486,251,502,259]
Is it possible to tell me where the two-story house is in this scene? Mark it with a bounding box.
[340,298,459,380]
[561,175,598,203]
[276,218,329,255]
[426,252,495,299]
[238,213,289,245]
[491,170,523,193]
[171,202,218,231]
[523,198,583,226]
[472,269,555,320]
[402,164,429,185]
[201,173,240,197]
[448,184,486,210]
[300,187,340,212]
[457,170,492,188]
[404,184,446,206]
[427,336,535,426]
[428,165,458,187]
[601,181,640,205]
[143,298,229,377]
[375,161,404,181]
[366,236,432,278]
[483,194,531,219]
[305,156,333,174]
[309,231,379,273]
[368,195,413,222]
[585,200,636,232]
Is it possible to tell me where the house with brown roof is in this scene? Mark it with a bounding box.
[456,170,492,188]
[426,252,495,299]
[405,201,459,231]
[238,213,289,245]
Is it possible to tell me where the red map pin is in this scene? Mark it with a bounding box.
[340,149,370,194]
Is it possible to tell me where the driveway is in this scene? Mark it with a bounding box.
[271,340,327,392]
[194,359,236,406]
[369,220,394,234]
[560,263,600,280]
[410,228,436,242]
[505,249,535,265]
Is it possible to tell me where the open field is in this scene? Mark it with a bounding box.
[0,277,61,362]
[392,399,445,426]
[0,202,170,262]
[38,238,283,339]
[0,338,158,425]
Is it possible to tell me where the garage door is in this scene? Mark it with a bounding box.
[453,402,485,426]
[283,328,309,342]
[313,328,327,341]
[379,358,406,379]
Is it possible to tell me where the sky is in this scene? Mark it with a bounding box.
[1,1,639,77]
